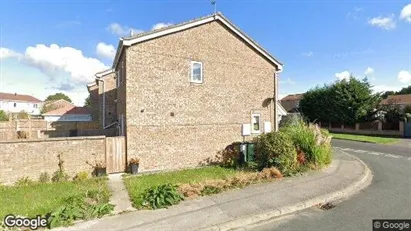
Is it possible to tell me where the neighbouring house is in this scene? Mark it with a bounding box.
[93,12,284,172]
[277,101,288,124]
[86,69,117,129]
[280,93,304,113]
[42,99,91,122]
[380,94,411,112]
[0,92,43,115]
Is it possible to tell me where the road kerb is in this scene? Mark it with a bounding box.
[205,151,373,231]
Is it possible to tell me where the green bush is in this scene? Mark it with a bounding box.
[15,177,35,186]
[46,192,114,228]
[142,184,184,209]
[74,171,89,181]
[52,170,69,183]
[0,110,8,121]
[281,118,332,167]
[39,172,51,183]
[253,131,297,172]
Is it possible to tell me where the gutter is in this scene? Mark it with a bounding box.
[96,78,106,129]
[274,68,284,132]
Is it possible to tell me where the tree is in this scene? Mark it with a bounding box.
[0,110,8,121]
[300,76,381,124]
[381,85,411,98]
[84,95,91,107]
[45,93,72,103]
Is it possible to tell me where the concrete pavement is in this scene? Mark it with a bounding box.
[54,149,371,231]
[248,140,411,231]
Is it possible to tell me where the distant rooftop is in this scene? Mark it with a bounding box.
[281,94,304,101]
[0,92,42,103]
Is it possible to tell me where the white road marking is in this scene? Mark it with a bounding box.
[337,147,405,159]
[384,154,401,159]
[369,152,382,156]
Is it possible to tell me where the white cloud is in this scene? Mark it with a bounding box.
[107,23,142,37]
[346,7,363,20]
[24,44,108,84]
[96,42,116,60]
[301,52,313,57]
[364,67,374,75]
[400,3,411,22]
[368,14,396,30]
[372,85,403,93]
[398,70,411,83]
[279,78,296,85]
[335,71,351,81]
[0,47,21,59]
[152,22,173,30]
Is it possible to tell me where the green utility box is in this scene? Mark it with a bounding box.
[246,143,255,162]
[239,142,255,163]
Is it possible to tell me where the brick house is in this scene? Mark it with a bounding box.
[87,69,118,128]
[380,94,411,112]
[92,12,284,172]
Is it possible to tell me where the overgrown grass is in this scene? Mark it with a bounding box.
[123,166,236,208]
[330,133,399,144]
[0,177,110,219]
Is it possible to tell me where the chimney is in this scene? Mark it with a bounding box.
[130,29,134,37]
[14,93,17,96]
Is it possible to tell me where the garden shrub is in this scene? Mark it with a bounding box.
[253,131,297,172]
[74,171,89,181]
[281,118,332,167]
[39,172,51,183]
[15,177,35,186]
[46,191,114,228]
[215,142,241,168]
[142,184,184,209]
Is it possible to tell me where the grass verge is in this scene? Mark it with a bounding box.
[330,133,399,144]
[123,166,236,208]
[0,177,110,220]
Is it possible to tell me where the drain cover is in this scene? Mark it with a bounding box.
[318,202,335,210]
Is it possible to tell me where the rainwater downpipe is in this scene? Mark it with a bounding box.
[274,68,283,132]
[96,78,106,128]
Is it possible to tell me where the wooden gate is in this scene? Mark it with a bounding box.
[106,136,126,173]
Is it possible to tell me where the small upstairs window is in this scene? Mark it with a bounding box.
[190,61,203,83]
[13,103,16,107]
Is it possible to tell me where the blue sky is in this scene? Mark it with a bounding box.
[1,0,411,105]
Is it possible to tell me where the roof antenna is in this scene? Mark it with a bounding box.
[210,0,217,15]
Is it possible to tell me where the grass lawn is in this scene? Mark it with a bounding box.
[330,133,399,144]
[0,178,109,219]
[123,166,236,208]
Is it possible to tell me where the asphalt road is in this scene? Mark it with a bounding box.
[245,139,411,231]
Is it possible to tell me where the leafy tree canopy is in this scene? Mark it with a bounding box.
[45,93,72,103]
[299,76,381,124]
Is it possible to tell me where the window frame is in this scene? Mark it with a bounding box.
[190,61,203,83]
[251,113,261,134]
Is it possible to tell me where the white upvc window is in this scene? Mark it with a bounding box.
[251,113,261,134]
[190,61,203,83]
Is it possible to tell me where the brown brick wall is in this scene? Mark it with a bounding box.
[87,83,100,121]
[98,73,117,128]
[116,52,127,136]
[124,21,277,172]
[0,136,106,185]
